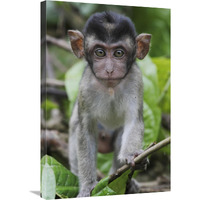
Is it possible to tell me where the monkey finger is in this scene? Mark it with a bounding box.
[126,154,140,168]
[135,157,149,170]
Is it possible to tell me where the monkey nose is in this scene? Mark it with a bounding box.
[106,68,114,77]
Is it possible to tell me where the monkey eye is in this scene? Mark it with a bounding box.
[114,50,124,57]
[95,49,106,57]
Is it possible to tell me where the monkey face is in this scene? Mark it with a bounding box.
[87,39,133,83]
[85,36,135,85]
[68,11,151,88]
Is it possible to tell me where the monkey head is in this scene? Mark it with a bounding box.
[68,11,151,87]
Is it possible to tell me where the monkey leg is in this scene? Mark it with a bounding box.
[68,124,79,176]
[108,129,123,175]
[126,178,140,194]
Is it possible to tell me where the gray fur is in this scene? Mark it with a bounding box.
[69,63,144,197]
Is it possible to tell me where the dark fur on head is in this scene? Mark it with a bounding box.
[83,11,137,73]
[83,11,137,43]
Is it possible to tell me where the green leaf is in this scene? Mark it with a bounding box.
[41,99,58,111]
[65,61,85,117]
[139,56,160,103]
[41,163,56,199]
[91,176,110,196]
[41,155,79,198]
[138,56,162,147]
[152,57,170,113]
[97,153,113,176]
[143,101,161,146]
[108,169,131,194]
[92,185,117,196]
[91,169,131,196]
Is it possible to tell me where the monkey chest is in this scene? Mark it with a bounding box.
[92,96,125,129]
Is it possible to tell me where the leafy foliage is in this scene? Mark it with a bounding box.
[41,155,79,198]
[65,61,85,117]
[41,155,133,198]
[91,169,131,196]
[41,162,56,199]
[138,56,162,147]
[41,99,58,120]
[97,152,113,176]
[152,57,170,113]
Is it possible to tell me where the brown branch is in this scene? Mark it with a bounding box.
[46,35,72,52]
[109,137,171,182]
[134,137,170,163]
[42,78,65,87]
[41,87,67,98]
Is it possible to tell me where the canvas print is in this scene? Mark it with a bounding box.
[41,1,170,199]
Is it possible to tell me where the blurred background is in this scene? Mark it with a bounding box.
[41,1,170,194]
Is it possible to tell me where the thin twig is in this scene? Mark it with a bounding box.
[42,78,65,87]
[109,137,171,181]
[134,137,170,163]
[46,35,72,52]
[41,87,67,98]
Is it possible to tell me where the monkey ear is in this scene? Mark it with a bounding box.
[68,30,84,58]
[136,33,151,60]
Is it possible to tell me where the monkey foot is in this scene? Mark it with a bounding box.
[77,181,98,197]
[126,178,140,194]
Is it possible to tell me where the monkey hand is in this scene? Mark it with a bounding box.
[125,150,149,171]
[77,181,98,197]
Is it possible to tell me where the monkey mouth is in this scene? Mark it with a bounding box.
[97,78,122,88]
[94,71,126,81]
[95,74,124,81]
[98,78,123,81]
[94,72,125,87]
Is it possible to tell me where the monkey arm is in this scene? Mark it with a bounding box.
[118,109,144,166]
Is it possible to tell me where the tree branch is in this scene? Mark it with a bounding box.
[46,35,72,52]
[134,137,170,164]
[42,78,65,87]
[109,137,171,182]
[41,87,67,98]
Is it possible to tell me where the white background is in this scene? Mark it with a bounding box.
[0,0,200,199]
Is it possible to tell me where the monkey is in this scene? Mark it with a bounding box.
[68,11,151,197]
[97,123,115,154]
